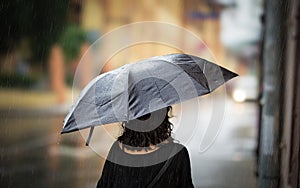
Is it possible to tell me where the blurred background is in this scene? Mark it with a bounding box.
[0,0,299,187]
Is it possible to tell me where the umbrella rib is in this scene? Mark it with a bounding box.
[202,62,211,91]
[153,80,167,105]
[155,71,186,91]
[149,59,209,90]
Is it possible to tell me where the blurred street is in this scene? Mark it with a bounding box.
[1,0,299,187]
[0,89,257,188]
[189,98,257,187]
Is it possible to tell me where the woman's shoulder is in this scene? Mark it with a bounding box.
[169,142,189,156]
[171,142,186,148]
[165,141,187,151]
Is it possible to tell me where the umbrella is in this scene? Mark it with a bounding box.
[62,53,237,143]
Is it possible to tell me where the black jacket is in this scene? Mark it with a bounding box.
[97,141,194,188]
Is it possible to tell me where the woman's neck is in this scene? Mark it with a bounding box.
[118,140,169,155]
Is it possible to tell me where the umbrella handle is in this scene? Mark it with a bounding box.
[85,126,94,146]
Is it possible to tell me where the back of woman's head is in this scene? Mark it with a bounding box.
[117,106,173,150]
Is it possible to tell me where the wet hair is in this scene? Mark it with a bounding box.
[117,106,173,150]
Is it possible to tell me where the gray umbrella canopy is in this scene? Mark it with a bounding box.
[62,53,238,134]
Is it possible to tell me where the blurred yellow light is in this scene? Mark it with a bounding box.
[233,90,246,102]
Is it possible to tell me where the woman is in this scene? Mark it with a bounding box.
[97,107,194,188]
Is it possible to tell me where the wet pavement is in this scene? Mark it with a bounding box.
[188,98,258,187]
[0,115,102,188]
[0,93,258,188]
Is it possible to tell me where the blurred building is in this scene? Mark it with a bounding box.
[257,0,300,187]
[80,0,228,68]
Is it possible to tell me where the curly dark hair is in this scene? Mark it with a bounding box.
[117,106,173,150]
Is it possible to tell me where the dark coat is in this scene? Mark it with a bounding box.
[97,141,194,188]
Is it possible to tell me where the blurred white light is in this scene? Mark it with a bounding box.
[233,89,246,102]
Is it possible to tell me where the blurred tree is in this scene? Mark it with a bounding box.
[0,0,68,65]
[58,24,87,64]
